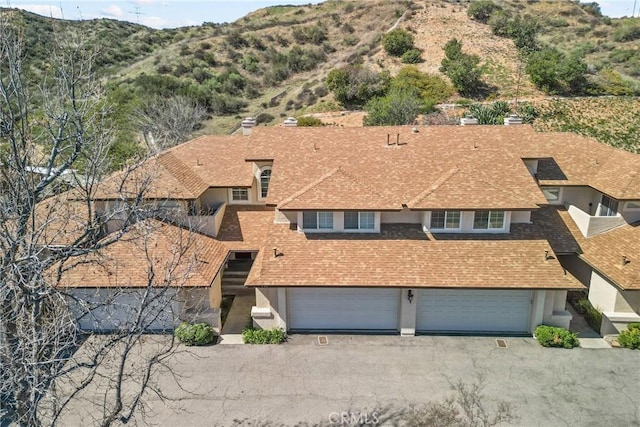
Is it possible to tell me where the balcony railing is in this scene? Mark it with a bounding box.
[186,202,226,237]
[566,204,626,237]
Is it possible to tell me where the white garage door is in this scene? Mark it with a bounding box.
[289,288,400,331]
[69,289,177,332]
[417,289,531,333]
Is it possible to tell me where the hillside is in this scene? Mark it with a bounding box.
[2,0,639,156]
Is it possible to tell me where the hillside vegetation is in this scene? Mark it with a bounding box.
[2,0,639,162]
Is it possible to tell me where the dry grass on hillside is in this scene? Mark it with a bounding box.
[370,2,542,99]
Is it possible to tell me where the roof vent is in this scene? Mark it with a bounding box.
[504,114,523,126]
[460,115,478,126]
[241,117,257,135]
[283,117,298,127]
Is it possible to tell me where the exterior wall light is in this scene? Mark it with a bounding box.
[407,290,414,304]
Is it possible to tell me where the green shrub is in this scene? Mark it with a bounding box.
[613,22,640,42]
[174,322,216,346]
[256,113,274,124]
[467,0,501,23]
[242,327,287,344]
[627,323,640,330]
[535,325,579,349]
[401,48,423,64]
[382,29,414,57]
[296,116,323,126]
[618,328,640,349]
[577,298,602,331]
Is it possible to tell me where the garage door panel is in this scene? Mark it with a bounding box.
[289,288,399,330]
[417,289,531,333]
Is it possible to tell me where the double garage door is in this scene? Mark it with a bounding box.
[417,289,532,333]
[289,288,400,331]
[288,288,531,333]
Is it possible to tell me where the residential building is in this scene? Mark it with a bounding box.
[58,120,640,336]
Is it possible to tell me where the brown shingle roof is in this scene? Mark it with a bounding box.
[96,126,640,208]
[57,220,228,288]
[245,220,582,290]
[580,222,640,290]
[216,205,275,251]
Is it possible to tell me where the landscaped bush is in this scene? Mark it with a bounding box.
[242,327,287,344]
[174,322,216,346]
[618,327,640,349]
[577,298,602,331]
[535,325,579,349]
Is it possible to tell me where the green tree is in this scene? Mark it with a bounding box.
[526,48,588,94]
[326,66,391,109]
[382,28,415,57]
[467,0,502,23]
[391,66,453,104]
[363,88,427,126]
[440,38,483,96]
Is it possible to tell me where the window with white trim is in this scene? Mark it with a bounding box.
[430,210,461,230]
[473,211,505,230]
[302,211,333,230]
[597,195,618,217]
[625,201,640,211]
[260,167,271,199]
[542,187,560,202]
[231,188,249,201]
[344,211,375,230]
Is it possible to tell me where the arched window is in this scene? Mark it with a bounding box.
[260,168,271,199]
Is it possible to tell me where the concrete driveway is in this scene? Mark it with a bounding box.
[66,334,640,426]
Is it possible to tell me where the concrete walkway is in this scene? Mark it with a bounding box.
[218,290,255,344]
[568,305,611,348]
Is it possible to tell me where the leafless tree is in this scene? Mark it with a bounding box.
[0,14,204,426]
[133,95,207,152]
[406,376,518,427]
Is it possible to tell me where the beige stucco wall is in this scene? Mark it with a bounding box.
[400,289,417,336]
[588,271,618,313]
[621,202,640,223]
[558,255,592,287]
[381,209,421,224]
[252,288,281,329]
[274,209,296,224]
[563,187,600,215]
[617,290,640,314]
[209,273,222,308]
[531,290,572,330]
[200,188,228,209]
[511,211,531,223]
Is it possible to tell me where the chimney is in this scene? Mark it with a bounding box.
[460,115,478,126]
[504,114,523,126]
[241,117,257,136]
[283,117,298,127]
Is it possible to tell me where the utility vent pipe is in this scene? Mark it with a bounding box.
[504,114,523,126]
[241,117,257,135]
[283,117,298,127]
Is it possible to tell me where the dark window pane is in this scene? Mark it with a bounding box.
[344,212,358,229]
[303,211,317,229]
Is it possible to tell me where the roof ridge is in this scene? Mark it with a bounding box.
[465,165,537,207]
[337,167,399,207]
[407,167,460,207]
[157,151,209,198]
[277,168,341,209]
